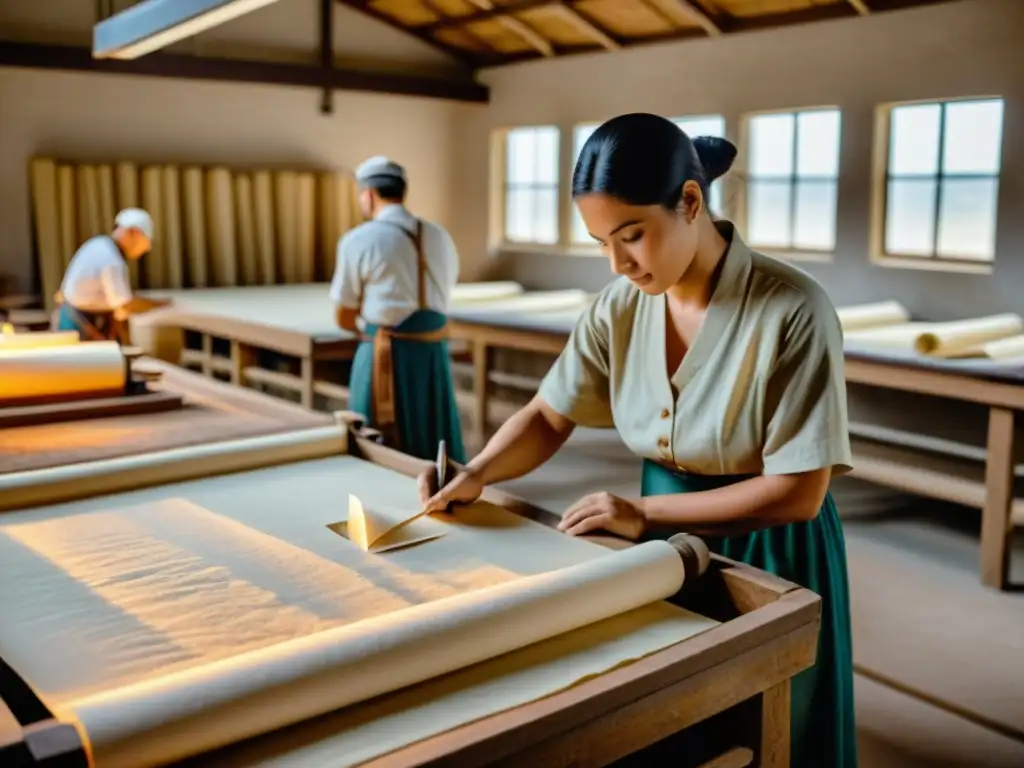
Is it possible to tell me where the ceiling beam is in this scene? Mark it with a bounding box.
[845,0,872,13]
[420,0,555,33]
[668,1,722,36]
[551,2,620,51]
[464,0,554,57]
[93,0,282,59]
[0,40,488,103]
[333,0,480,67]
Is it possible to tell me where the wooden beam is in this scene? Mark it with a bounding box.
[333,0,481,66]
[319,0,333,114]
[420,0,554,34]
[669,0,722,36]
[420,0,495,53]
[551,2,620,51]
[465,0,554,57]
[0,40,489,103]
[846,0,871,13]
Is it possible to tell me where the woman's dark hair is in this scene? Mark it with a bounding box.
[572,113,738,212]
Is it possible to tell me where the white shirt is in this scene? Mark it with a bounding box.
[60,235,133,312]
[329,204,460,327]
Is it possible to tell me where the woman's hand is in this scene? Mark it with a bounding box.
[557,492,647,540]
[417,468,484,514]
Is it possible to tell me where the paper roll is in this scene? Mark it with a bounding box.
[914,313,1024,357]
[0,341,127,406]
[0,424,348,512]
[65,538,688,768]
[981,334,1024,362]
[450,281,524,304]
[453,289,590,313]
[836,300,910,332]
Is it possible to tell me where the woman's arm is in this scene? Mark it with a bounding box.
[466,395,576,485]
[559,467,831,539]
[639,468,831,535]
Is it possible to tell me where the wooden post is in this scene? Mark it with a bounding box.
[758,680,789,767]
[981,406,1015,589]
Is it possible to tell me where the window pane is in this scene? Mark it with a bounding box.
[708,182,723,217]
[531,186,559,244]
[884,179,937,255]
[942,99,1004,175]
[936,178,998,261]
[533,127,559,186]
[506,129,535,185]
[748,180,792,247]
[793,179,837,250]
[749,113,795,177]
[673,115,726,139]
[504,187,534,242]
[889,104,941,175]
[796,110,841,178]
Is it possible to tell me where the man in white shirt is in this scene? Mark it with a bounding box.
[55,208,166,342]
[329,156,465,462]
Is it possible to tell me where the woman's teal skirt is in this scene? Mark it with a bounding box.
[348,309,465,463]
[639,460,857,768]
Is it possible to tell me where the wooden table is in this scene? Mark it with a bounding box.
[446,314,1024,591]
[0,359,332,475]
[0,416,819,768]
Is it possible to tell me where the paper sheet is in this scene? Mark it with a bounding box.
[338,493,443,553]
[0,456,717,768]
[134,282,537,341]
[0,341,126,403]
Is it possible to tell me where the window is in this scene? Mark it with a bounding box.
[672,115,727,214]
[882,98,1003,263]
[745,108,841,252]
[503,126,559,245]
[570,114,727,245]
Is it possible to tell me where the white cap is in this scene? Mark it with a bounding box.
[355,156,406,185]
[114,207,154,239]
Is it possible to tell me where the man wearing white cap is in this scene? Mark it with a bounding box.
[54,207,167,342]
[330,155,464,462]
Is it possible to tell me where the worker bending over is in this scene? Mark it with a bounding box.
[54,207,167,343]
[420,114,857,768]
[330,156,464,462]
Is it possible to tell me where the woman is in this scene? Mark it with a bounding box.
[419,113,856,767]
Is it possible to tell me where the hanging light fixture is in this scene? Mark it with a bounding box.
[93,0,282,60]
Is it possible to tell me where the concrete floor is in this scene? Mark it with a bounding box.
[489,426,1024,768]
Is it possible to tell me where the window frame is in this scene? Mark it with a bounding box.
[498,125,561,248]
[736,106,842,261]
[869,95,1004,273]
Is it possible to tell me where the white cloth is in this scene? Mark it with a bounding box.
[329,205,459,327]
[60,236,133,312]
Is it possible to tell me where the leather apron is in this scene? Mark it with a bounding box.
[368,220,448,435]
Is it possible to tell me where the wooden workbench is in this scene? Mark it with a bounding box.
[0,359,332,475]
[0,415,819,768]
[446,314,1024,591]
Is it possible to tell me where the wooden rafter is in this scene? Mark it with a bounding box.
[419,0,494,52]
[354,0,955,68]
[551,2,620,51]
[465,0,554,57]
[669,0,722,36]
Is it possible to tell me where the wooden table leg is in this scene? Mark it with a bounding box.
[758,680,789,768]
[981,406,1015,589]
[472,339,490,446]
[300,357,315,409]
[230,340,255,387]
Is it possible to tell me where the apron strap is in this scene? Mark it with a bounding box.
[378,219,442,307]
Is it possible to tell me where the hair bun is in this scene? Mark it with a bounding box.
[693,136,738,183]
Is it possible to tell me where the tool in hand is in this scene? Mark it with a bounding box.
[434,440,453,514]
